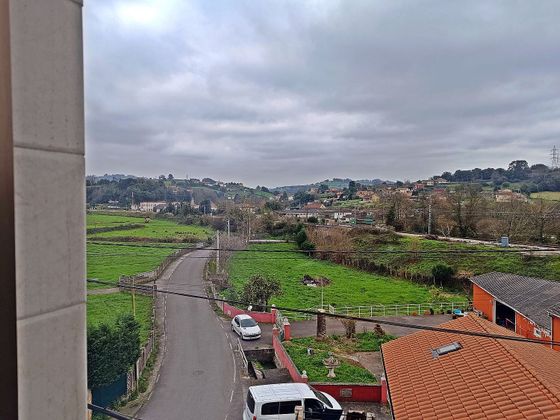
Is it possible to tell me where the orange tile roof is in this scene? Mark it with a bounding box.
[381,314,560,419]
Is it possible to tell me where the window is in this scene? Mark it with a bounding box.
[246,391,255,414]
[261,402,279,415]
[432,342,462,358]
[304,398,324,416]
[279,401,300,414]
[312,389,332,408]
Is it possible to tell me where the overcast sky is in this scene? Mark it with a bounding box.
[84,0,560,187]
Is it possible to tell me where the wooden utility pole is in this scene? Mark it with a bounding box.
[216,230,220,272]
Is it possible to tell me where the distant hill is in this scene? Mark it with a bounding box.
[86,175,274,207]
[271,178,391,194]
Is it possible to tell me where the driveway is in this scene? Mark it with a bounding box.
[139,250,242,420]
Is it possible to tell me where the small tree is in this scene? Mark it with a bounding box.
[241,275,282,312]
[432,264,456,286]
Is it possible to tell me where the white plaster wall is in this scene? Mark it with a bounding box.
[10,0,86,418]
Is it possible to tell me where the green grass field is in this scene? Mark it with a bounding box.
[87,292,153,344]
[228,243,465,309]
[530,191,560,201]
[86,213,145,229]
[88,218,212,242]
[87,243,179,288]
[357,235,560,281]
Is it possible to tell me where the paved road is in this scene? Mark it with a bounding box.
[139,249,240,420]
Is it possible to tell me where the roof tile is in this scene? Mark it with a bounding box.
[382,314,560,419]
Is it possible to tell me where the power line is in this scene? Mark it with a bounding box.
[86,279,560,347]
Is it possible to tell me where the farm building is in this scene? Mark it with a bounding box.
[381,314,560,419]
[471,272,560,348]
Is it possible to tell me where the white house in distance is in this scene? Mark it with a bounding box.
[131,201,168,212]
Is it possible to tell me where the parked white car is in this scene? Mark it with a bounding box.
[231,314,262,340]
[243,383,343,420]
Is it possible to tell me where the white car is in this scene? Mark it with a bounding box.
[231,314,262,340]
[243,383,343,420]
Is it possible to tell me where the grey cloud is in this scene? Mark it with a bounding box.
[85,0,560,185]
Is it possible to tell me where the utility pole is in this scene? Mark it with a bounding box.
[227,218,230,238]
[247,213,251,241]
[427,195,432,235]
[216,230,220,272]
[131,277,136,317]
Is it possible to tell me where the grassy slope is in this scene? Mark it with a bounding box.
[228,243,465,309]
[358,235,560,281]
[87,292,153,344]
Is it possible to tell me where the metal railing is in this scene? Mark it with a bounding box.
[282,301,470,320]
[236,337,249,376]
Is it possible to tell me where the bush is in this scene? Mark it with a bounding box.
[299,241,316,251]
[87,314,141,389]
[432,264,456,285]
[307,216,318,224]
[295,230,307,247]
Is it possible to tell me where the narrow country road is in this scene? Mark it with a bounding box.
[139,249,238,420]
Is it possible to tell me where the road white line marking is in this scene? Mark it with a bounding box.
[230,389,234,403]
[228,340,233,350]
[231,346,237,384]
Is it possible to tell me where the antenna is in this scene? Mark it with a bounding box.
[552,146,559,169]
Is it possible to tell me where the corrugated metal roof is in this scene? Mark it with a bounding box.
[548,303,560,318]
[471,272,560,329]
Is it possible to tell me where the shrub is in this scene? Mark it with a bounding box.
[432,264,456,285]
[87,314,140,389]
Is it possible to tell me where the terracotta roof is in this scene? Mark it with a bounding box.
[471,272,560,329]
[382,314,560,419]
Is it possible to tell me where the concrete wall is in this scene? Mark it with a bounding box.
[223,301,277,323]
[10,0,86,418]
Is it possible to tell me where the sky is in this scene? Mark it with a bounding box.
[84,0,560,187]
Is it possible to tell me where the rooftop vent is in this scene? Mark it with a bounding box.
[432,342,462,358]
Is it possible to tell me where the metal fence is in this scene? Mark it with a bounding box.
[282,301,470,321]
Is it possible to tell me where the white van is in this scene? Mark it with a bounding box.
[243,383,343,420]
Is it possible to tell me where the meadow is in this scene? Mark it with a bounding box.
[88,218,212,242]
[87,242,179,287]
[228,243,466,309]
